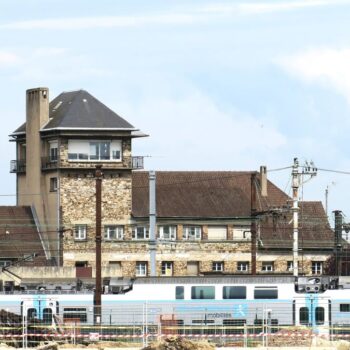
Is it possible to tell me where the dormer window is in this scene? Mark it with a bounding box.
[68,140,121,161]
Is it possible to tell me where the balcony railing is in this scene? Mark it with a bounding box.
[132,156,144,169]
[40,155,144,170]
[10,160,26,173]
[41,156,59,170]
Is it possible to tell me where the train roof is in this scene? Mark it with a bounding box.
[131,276,296,285]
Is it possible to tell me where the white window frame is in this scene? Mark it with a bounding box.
[104,225,124,241]
[161,261,173,276]
[207,226,227,240]
[132,226,149,240]
[312,261,323,275]
[212,261,224,272]
[159,226,176,240]
[183,226,201,240]
[50,177,58,192]
[136,262,147,276]
[74,225,87,241]
[49,141,58,161]
[233,227,251,240]
[262,261,274,272]
[237,261,249,272]
[68,140,122,162]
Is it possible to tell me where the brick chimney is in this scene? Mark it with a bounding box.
[260,165,267,197]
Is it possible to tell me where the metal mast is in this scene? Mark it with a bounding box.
[149,170,157,276]
[94,165,102,325]
[292,158,299,277]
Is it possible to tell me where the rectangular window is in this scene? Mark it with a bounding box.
[176,286,184,299]
[49,141,58,161]
[287,261,293,272]
[187,261,199,275]
[68,140,121,161]
[223,286,246,299]
[136,262,147,276]
[183,226,201,240]
[159,226,176,240]
[104,225,123,240]
[191,286,215,299]
[340,304,350,312]
[132,226,149,240]
[233,227,251,240]
[212,261,224,272]
[312,261,323,275]
[63,307,87,322]
[262,261,274,272]
[108,261,121,271]
[161,261,173,276]
[207,226,227,240]
[74,225,87,241]
[237,261,249,272]
[254,287,278,299]
[50,177,58,192]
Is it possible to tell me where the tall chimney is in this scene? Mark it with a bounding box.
[25,88,49,199]
[260,165,267,197]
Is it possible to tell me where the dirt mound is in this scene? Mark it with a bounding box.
[142,337,214,350]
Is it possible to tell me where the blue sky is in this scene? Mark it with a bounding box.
[1,0,350,224]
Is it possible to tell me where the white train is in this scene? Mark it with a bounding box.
[1,276,350,338]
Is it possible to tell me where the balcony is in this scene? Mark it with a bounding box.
[40,155,144,170]
[10,160,26,173]
[41,156,59,170]
[132,156,144,169]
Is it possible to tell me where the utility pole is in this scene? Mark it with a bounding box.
[149,171,157,276]
[291,158,317,277]
[94,165,102,325]
[334,210,343,276]
[292,158,299,277]
[251,173,257,275]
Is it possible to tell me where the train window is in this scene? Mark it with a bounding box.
[176,286,184,299]
[315,307,325,325]
[340,304,350,312]
[192,319,215,324]
[63,307,87,322]
[191,286,215,299]
[223,286,246,299]
[254,287,278,299]
[27,308,37,319]
[300,307,309,325]
[43,308,52,324]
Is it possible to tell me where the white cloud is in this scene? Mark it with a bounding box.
[277,47,350,103]
[0,13,205,30]
[0,0,344,31]
[122,90,287,170]
[237,0,338,14]
[0,51,22,66]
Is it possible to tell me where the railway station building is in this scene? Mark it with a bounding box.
[6,87,337,280]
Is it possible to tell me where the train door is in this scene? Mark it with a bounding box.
[21,297,58,325]
[295,295,330,336]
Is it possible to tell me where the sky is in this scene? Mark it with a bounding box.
[1,0,350,225]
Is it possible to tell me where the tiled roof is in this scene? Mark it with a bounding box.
[259,201,334,249]
[132,172,333,250]
[132,171,289,218]
[12,90,136,134]
[0,206,48,266]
